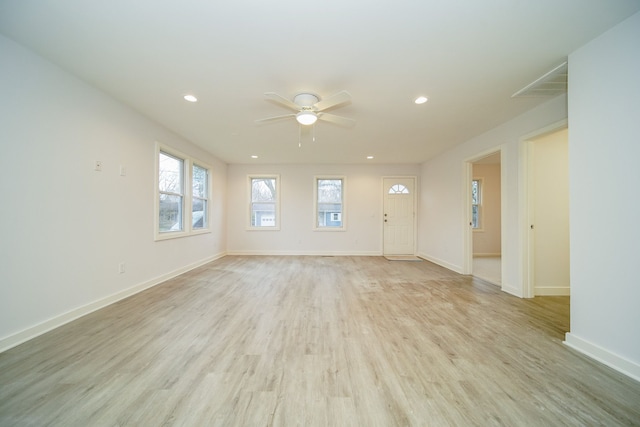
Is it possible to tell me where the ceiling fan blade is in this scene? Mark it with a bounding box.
[314,90,352,111]
[264,92,300,111]
[255,113,296,124]
[317,112,356,127]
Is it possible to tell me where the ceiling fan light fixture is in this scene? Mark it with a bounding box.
[296,111,317,125]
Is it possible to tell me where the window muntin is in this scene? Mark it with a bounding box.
[472,179,482,229]
[389,184,410,194]
[159,151,184,233]
[249,176,279,229]
[156,144,212,240]
[192,164,208,230]
[315,177,345,230]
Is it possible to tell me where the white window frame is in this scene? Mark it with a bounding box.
[314,176,346,231]
[155,142,212,241]
[247,174,280,231]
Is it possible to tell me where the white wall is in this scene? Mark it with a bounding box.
[0,36,227,350]
[564,12,640,380]
[472,163,501,255]
[227,164,419,255]
[531,129,570,296]
[418,95,567,295]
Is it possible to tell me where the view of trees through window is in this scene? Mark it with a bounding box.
[192,164,208,229]
[251,177,277,227]
[159,152,184,232]
[472,179,481,229]
[157,147,211,237]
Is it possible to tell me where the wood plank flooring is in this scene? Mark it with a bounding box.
[472,256,501,286]
[1,256,639,426]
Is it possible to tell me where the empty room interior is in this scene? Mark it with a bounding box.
[1,2,640,425]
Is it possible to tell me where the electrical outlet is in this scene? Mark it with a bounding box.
[95,161,102,171]
[119,262,125,274]
[119,165,126,176]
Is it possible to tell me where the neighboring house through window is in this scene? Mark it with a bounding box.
[249,175,280,230]
[315,177,345,230]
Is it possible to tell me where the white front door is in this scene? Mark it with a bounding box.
[383,177,415,255]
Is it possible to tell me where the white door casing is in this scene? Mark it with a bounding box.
[383,177,416,255]
[529,128,570,296]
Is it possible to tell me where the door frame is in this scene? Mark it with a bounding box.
[519,119,568,298]
[382,176,417,256]
[463,148,506,287]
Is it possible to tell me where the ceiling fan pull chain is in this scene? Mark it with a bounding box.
[298,125,302,148]
[312,124,316,142]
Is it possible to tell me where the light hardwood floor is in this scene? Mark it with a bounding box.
[1,256,639,426]
[472,256,501,286]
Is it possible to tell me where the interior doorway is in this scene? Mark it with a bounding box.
[525,127,570,296]
[383,177,416,255]
[470,152,502,285]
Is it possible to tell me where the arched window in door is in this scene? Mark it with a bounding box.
[388,184,410,194]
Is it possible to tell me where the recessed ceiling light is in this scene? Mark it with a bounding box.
[183,94,198,102]
[414,96,428,104]
[251,155,259,159]
[367,156,374,159]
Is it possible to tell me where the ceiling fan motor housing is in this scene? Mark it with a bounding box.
[294,93,320,110]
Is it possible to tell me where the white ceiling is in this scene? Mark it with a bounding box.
[1,1,638,165]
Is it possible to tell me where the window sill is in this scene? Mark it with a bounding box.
[313,227,346,232]
[246,227,281,231]
[155,229,211,241]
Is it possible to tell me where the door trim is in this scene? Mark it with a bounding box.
[382,176,417,256]
[463,148,505,288]
[519,119,568,298]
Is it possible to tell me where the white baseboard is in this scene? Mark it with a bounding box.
[500,283,523,298]
[0,252,226,353]
[416,253,463,274]
[535,286,570,296]
[473,253,501,257]
[226,250,382,256]
[564,333,640,383]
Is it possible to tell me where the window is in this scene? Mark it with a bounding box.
[158,151,184,233]
[249,175,279,230]
[389,184,410,194]
[156,143,211,240]
[315,177,345,230]
[192,164,208,230]
[472,179,482,229]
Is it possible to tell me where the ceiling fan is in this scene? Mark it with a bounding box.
[256,91,355,128]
